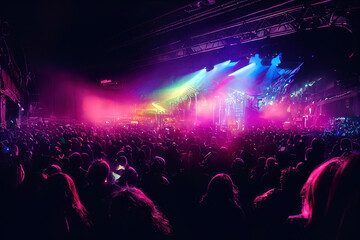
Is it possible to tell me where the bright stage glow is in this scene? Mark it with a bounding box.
[82,95,131,122]
[214,60,231,69]
[228,61,238,67]
[152,102,166,112]
[154,69,207,103]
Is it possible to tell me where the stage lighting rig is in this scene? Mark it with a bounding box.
[136,0,358,67]
[202,0,216,5]
[206,65,214,71]
[186,0,216,12]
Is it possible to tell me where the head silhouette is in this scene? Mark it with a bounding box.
[301,158,342,225]
[45,173,90,225]
[326,154,360,239]
[340,138,352,152]
[122,166,138,187]
[69,152,83,170]
[110,187,171,238]
[44,164,62,176]
[87,159,110,184]
[201,173,238,207]
[149,156,166,176]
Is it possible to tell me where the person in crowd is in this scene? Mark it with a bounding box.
[44,164,62,175]
[310,138,325,162]
[339,138,352,156]
[281,157,343,240]
[68,152,87,191]
[163,142,181,177]
[254,166,302,239]
[81,159,120,238]
[263,135,278,158]
[2,118,360,240]
[261,157,281,191]
[43,173,92,240]
[197,173,249,240]
[116,166,139,187]
[109,187,171,240]
[325,154,360,240]
[141,156,170,211]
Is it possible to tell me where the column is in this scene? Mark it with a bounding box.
[1,95,6,127]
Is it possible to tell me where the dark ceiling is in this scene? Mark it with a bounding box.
[1,0,194,72]
[1,0,360,83]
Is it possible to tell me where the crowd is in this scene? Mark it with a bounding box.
[324,117,360,137]
[1,119,360,240]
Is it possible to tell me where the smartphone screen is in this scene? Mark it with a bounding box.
[112,172,121,181]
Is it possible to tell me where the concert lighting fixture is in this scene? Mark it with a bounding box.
[101,79,111,84]
[202,0,216,5]
[206,65,214,72]
[271,53,282,66]
[249,54,262,65]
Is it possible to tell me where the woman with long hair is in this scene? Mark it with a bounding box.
[109,187,171,240]
[198,173,248,240]
[325,154,360,240]
[43,173,91,240]
[300,158,342,225]
[200,173,240,208]
[282,157,343,240]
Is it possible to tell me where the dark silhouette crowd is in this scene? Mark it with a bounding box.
[1,119,360,240]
